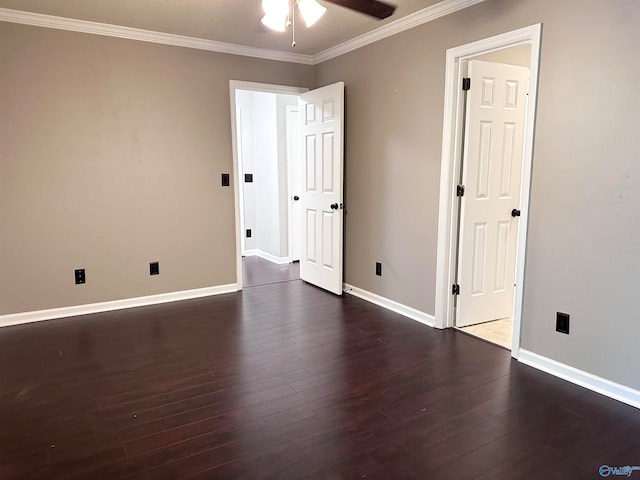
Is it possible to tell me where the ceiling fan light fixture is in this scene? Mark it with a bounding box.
[297,0,326,27]
[261,0,289,31]
[261,13,287,31]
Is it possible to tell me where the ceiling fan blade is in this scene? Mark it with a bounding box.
[324,0,396,20]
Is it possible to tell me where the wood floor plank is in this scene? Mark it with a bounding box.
[0,258,637,479]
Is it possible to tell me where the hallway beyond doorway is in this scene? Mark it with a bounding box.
[242,256,299,287]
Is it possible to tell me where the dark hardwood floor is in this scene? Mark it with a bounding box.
[242,256,299,288]
[0,278,638,479]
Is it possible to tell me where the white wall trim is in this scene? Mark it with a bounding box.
[434,24,542,360]
[312,0,488,64]
[245,250,291,265]
[343,283,435,328]
[230,81,308,96]
[519,350,640,410]
[0,284,239,328]
[0,7,314,65]
[285,104,301,264]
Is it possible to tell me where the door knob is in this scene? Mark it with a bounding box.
[330,203,339,210]
[293,195,299,201]
[511,209,521,217]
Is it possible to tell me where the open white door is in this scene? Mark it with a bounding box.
[299,82,344,295]
[457,61,529,327]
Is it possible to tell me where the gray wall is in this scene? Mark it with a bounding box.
[0,22,313,314]
[315,0,640,390]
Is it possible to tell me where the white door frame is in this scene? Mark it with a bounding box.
[285,104,300,263]
[434,24,542,359]
[235,106,249,257]
[229,80,308,290]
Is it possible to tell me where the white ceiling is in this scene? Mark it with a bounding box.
[0,0,442,55]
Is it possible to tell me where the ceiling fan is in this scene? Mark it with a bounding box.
[262,0,396,43]
[322,0,396,19]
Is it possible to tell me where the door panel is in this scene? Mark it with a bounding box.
[306,210,316,263]
[457,61,529,327]
[499,123,516,197]
[322,133,335,192]
[471,222,487,295]
[322,211,334,268]
[299,82,344,295]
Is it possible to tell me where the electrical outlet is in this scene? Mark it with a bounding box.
[221,173,230,186]
[244,173,253,183]
[375,262,382,276]
[150,262,159,275]
[246,229,252,238]
[556,312,570,334]
[74,269,86,285]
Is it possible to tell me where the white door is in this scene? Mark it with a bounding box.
[299,82,344,295]
[456,61,529,327]
[286,106,302,262]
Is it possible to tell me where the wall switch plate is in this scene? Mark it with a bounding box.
[556,312,570,334]
[221,173,230,186]
[246,229,252,238]
[150,262,159,275]
[375,262,382,276]
[244,173,253,183]
[74,268,85,284]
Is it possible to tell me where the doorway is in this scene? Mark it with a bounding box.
[434,25,542,358]
[229,81,346,293]
[456,51,530,349]
[231,83,305,288]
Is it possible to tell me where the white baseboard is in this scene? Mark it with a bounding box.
[257,250,290,265]
[518,349,640,410]
[0,283,238,328]
[245,250,290,265]
[343,283,435,328]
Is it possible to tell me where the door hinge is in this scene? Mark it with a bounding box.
[452,284,460,295]
[462,77,471,91]
[456,185,465,197]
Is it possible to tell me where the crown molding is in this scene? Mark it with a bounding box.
[0,0,487,66]
[0,7,315,65]
[312,0,489,64]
